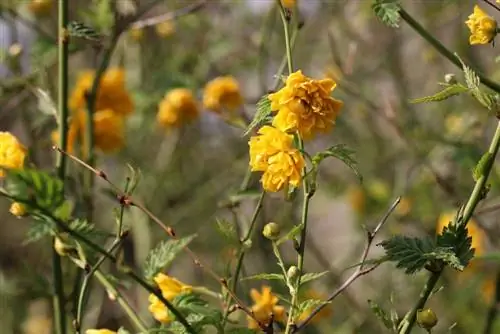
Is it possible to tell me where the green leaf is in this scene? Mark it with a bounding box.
[67,21,102,41]
[242,273,285,282]
[437,221,474,270]
[169,294,223,333]
[368,300,394,330]
[372,0,401,28]
[378,236,435,274]
[276,224,302,246]
[294,298,330,318]
[312,144,362,182]
[299,271,329,286]
[4,168,64,211]
[126,164,142,195]
[143,234,196,280]
[409,84,469,104]
[243,95,272,136]
[427,247,463,271]
[23,217,56,244]
[214,218,237,242]
[473,152,493,181]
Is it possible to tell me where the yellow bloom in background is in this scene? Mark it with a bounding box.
[148,273,192,323]
[203,76,243,113]
[69,68,134,116]
[129,27,144,41]
[85,330,116,334]
[10,202,27,218]
[347,185,366,215]
[296,290,332,324]
[465,5,498,45]
[366,179,390,202]
[249,126,305,192]
[52,109,125,154]
[0,132,27,178]
[282,0,296,9]
[395,196,412,217]
[28,0,52,16]
[247,286,286,329]
[436,212,485,256]
[157,88,199,128]
[269,70,343,139]
[155,20,175,38]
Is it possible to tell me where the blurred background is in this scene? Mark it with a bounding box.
[1,0,500,333]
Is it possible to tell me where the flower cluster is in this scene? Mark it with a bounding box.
[268,70,343,140]
[157,88,199,129]
[247,286,286,329]
[465,5,498,45]
[148,273,192,323]
[53,68,133,154]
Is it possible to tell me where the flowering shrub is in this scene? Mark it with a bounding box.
[3,1,500,334]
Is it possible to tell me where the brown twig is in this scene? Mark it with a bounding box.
[293,197,401,332]
[53,146,269,331]
[130,0,207,29]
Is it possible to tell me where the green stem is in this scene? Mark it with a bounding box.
[399,8,500,93]
[94,270,148,333]
[53,1,70,333]
[222,192,265,326]
[271,28,298,90]
[278,1,293,75]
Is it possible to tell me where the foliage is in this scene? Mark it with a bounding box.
[372,0,401,28]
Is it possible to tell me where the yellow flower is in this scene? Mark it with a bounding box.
[465,5,498,45]
[247,286,286,329]
[148,273,192,323]
[0,132,27,178]
[395,197,412,217]
[296,290,332,324]
[52,109,125,154]
[203,76,243,113]
[85,330,116,334]
[28,0,52,16]
[10,202,27,217]
[129,27,144,41]
[282,0,296,9]
[157,88,199,128]
[436,212,485,256]
[249,126,305,192]
[155,20,175,37]
[347,185,366,214]
[269,70,343,140]
[69,68,134,116]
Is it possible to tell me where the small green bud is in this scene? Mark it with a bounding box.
[263,222,281,240]
[287,265,300,281]
[444,73,457,84]
[54,233,77,257]
[417,308,438,330]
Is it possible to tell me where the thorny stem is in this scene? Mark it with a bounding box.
[53,1,70,333]
[396,9,500,333]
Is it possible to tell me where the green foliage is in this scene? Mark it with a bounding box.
[312,144,362,182]
[378,236,463,274]
[4,168,64,212]
[295,298,330,318]
[143,234,197,280]
[67,21,102,42]
[372,0,401,28]
[409,84,469,104]
[473,152,493,181]
[243,273,285,281]
[276,224,302,246]
[243,95,272,136]
[368,300,397,332]
[460,57,500,111]
[436,221,474,269]
[299,271,329,287]
[215,218,237,243]
[23,217,56,244]
[79,0,114,34]
[168,293,223,333]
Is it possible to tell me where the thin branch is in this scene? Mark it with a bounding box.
[482,0,500,12]
[130,0,207,29]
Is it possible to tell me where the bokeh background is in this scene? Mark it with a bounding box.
[1,0,500,333]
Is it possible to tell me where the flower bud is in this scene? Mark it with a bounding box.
[54,234,76,257]
[9,202,27,218]
[263,222,281,240]
[287,265,300,281]
[417,308,438,330]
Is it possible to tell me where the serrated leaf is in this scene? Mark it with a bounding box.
[368,300,394,330]
[299,271,329,286]
[437,221,474,270]
[473,152,493,181]
[215,218,237,242]
[429,247,463,271]
[378,236,435,274]
[458,55,499,111]
[276,224,302,246]
[312,144,362,182]
[67,21,101,41]
[23,217,56,244]
[410,84,468,104]
[4,168,64,211]
[242,273,285,282]
[372,0,401,28]
[143,234,196,280]
[243,95,272,136]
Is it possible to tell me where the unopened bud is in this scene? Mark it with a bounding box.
[263,222,281,240]
[444,73,457,84]
[8,43,23,58]
[287,265,300,281]
[54,234,76,257]
[417,308,438,330]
